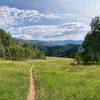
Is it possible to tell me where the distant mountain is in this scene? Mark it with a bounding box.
[47,40,82,45]
[15,38,82,46]
[15,38,53,46]
[15,38,81,57]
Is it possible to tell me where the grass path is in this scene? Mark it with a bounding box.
[27,65,35,100]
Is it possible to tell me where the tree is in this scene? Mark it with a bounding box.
[0,29,45,60]
[80,16,100,64]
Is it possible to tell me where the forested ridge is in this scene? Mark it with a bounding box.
[15,38,80,57]
[32,44,80,57]
[0,29,45,60]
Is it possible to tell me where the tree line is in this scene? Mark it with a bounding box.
[0,29,45,60]
[76,16,100,64]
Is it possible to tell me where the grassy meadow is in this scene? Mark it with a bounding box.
[0,60,31,100]
[33,57,100,100]
[0,57,100,100]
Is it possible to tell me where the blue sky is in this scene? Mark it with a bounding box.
[0,0,99,40]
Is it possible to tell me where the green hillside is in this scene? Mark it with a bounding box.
[15,38,80,57]
[0,29,45,60]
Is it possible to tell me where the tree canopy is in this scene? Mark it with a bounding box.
[0,29,45,60]
[80,16,100,64]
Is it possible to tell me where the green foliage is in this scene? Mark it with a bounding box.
[0,29,45,60]
[79,16,100,64]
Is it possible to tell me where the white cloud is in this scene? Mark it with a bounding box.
[0,5,90,40]
[0,6,66,27]
[11,22,89,40]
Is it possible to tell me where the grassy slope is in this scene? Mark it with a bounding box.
[0,58,100,100]
[33,57,100,100]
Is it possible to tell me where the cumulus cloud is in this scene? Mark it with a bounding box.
[0,6,66,27]
[10,22,89,40]
[0,5,90,40]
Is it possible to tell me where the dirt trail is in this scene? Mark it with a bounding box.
[27,65,35,100]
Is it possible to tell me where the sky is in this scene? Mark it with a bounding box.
[0,0,99,41]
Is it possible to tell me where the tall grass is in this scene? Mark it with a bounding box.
[0,57,100,100]
[0,60,31,100]
[32,57,100,100]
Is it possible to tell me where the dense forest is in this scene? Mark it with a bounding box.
[32,44,80,57]
[0,29,45,60]
[79,16,100,64]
